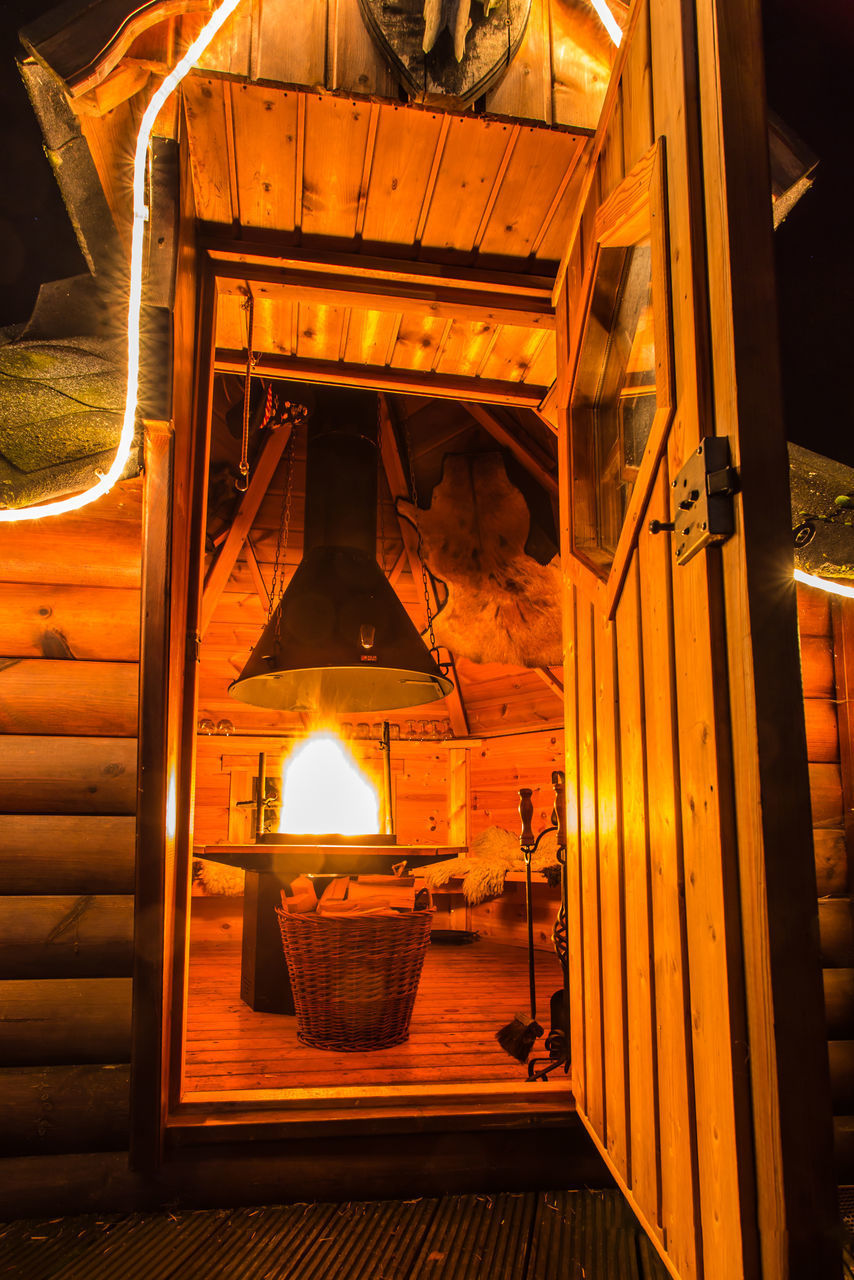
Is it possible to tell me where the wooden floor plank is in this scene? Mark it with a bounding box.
[185,926,564,1093]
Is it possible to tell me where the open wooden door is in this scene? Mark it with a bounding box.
[555,0,839,1276]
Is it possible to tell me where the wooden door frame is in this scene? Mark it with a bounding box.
[132,247,575,1163]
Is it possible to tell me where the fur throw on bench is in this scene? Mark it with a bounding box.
[421,825,561,904]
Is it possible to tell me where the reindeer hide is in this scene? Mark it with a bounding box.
[399,453,562,667]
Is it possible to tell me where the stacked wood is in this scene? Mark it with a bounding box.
[282,875,430,918]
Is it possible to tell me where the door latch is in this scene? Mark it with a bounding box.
[650,437,738,566]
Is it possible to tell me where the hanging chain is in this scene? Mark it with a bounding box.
[269,422,298,643]
[377,399,387,572]
[237,294,257,492]
[401,413,437,653]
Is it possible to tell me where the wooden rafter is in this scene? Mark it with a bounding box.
[377,395,469,739]
[534,666,564,699]
[214,351,550,409]
[464,402,559,496]
[200,424,292,637]
[245,536,270,611]
[215,265,554,331]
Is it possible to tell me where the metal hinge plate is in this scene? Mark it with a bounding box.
[672,437,737,566]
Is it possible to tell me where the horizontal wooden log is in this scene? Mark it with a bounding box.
[823,968,854,1039]
[800,635,836,699]
[819,898,854,968]
[0,978,132,1065]
[0,660,138,736]
[0,582,140,661]
[0,737,137,814]
[0,519,140,587]
[0,1064,129,1156]
[0,896,134,979]
[797,583,831,637]
[0,815,135,893]
[814,829,848,896]
[810,762,844,828]
[828,1042,854,1115]
[804,698,840,764]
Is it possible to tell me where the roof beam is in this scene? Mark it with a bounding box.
[378,395,469,738]
[200,424,292,637]
[203,239,555,302]
[215,265,554,331]
[214,351,549,410]
[465,402,559,495]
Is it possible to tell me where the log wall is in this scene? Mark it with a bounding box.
[0,479,141,1159]
[801,582,854,1178]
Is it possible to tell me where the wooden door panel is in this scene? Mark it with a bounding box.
[557,0,838,1272]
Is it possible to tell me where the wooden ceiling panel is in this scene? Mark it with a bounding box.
[215,291,247,350]
[342,308,401,367]
[419,116,515,254]
[478,325,552,384]
[230,83,299,231]
[183,76,234,224]
[360,106,447,246]
[294,301,347,363]
[389,314,449,373]
[477,129,584,259]
[301,94,371,239]
[433,319,498,380]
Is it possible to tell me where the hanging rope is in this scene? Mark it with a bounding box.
[236,293,257,492]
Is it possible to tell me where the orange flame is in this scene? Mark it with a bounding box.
[278,732,380,836]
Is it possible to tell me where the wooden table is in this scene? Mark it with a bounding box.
[200,843,463,1013]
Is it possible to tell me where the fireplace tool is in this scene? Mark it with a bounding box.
[496,774,569,1076]
[526,770,570,1083]
[495,785,555,1063]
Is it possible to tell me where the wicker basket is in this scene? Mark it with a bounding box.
[275,908,433,1051]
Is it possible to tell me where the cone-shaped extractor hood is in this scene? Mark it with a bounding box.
[228,388,454,714]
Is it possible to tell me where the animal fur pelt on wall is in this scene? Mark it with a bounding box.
[398,453,563,667]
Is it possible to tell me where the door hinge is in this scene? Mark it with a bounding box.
[650,437,738,566]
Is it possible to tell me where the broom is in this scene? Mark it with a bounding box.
[496,787,545,1062]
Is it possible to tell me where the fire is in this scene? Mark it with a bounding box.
[278,732,380,836]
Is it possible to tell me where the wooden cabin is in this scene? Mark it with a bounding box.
[0,0,851,1274]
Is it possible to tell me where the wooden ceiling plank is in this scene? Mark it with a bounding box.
[229,83,298,232]
[390,314,449,374]
[383,314,404,366]
[200,424,293,637]
[214,350,550,407]
[378,395,469,738]
[472,124,521,251]
[523,329,558,390]
[419,116,515,255]
[294,92,306,232]
[431,319,454,372]
[214,264,554,329]
[434,319,498,380]
[464,402,559,496]
[361,105,446,245]
[295,301,346,363]
[478,322,552,385]
[479,129,585,259]
[413,114,452,245]
[355,103,381,238]
[182,76,234,224]
[203,239,555,298]
[302,93,372,239]
[529,137,586,258]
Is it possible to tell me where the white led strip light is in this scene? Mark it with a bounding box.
[591,0,622,48]
[794,568,854,599]
[0,0,244,523]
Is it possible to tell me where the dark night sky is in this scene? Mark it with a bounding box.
[0,0,851,464]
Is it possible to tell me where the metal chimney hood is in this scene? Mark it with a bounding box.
[228,388,454,714]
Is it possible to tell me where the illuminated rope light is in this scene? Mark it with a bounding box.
[794,568,854,599]
[0,0,244,523]
[590,0,622,48]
